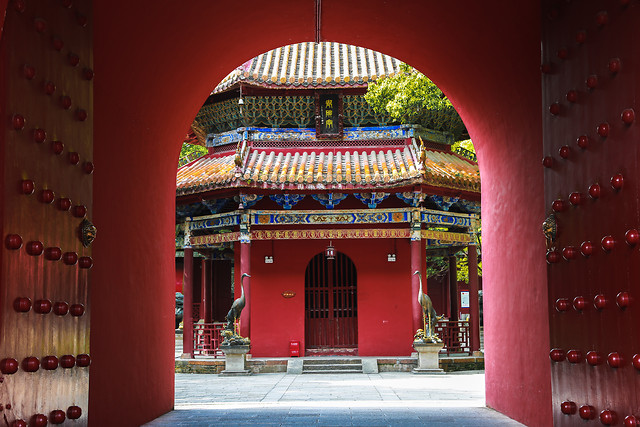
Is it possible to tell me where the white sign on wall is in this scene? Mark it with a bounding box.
[461,291,470,308]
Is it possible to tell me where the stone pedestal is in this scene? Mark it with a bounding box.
[220,344,251,376]
[412,341,444,374]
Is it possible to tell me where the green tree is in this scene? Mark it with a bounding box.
[364,63,466,139]
[179,143,208,166]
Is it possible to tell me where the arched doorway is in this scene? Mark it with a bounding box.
[305,252,358,355]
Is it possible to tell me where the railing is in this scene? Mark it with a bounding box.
[436,320,471,355]
[193,322,226,357]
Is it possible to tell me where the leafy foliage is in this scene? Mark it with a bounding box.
[179,143,208,166]
[364,63,466,139]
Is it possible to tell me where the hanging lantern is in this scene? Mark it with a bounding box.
[325,241,335,260]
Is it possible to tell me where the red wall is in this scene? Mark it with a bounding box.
[50,1,548,426]
[246,238,414,357]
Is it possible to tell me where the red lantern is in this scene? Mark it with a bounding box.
[11,420,26,427]
[622,108,635,125]
[586,75,598,89]
[625,229,640,246]
[566,90,578,102]
[609,58,621,73]
[73,204,87,218]
[26,241,44,256]
[542,156,554,168]
[597,122,610,137]
[611,173,624,190]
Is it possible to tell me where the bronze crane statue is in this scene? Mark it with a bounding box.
[225,273,250,334]
[414,270,441,342]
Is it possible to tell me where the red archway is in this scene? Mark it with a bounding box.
[0,1,551,426]
[91,3,547,424]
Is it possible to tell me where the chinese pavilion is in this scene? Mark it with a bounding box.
[176,42,481,358]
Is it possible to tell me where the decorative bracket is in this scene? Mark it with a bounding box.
[456,199,481,214]
[354,192,390,209]
[430,195,459,211]
[312,193,348,209]
[270,194,305,210]
[236,194,263,209]
[396,191,424,207]
[202,199,228,214]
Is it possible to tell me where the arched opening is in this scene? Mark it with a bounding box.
[90,3,548,424]
[0,2,558,426]
[305,251,358,354]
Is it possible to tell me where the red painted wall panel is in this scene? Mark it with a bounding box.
[542,2,640,425]
[246,238,414,357]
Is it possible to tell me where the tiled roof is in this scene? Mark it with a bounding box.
[176,144,479,196]
[213,42,400,93]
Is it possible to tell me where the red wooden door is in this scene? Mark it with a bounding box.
[542,2,640,424]
[305,252,357,352]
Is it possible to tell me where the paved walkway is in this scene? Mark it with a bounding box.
[144,372,523,426]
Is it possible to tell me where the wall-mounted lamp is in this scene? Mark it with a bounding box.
[325,241,335,260]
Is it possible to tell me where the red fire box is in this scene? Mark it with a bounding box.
[289,340,300,357]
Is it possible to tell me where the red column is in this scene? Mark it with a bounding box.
[410,239,423,333]
[239,241,251,337]
[202,256,212,323]
[468,244,481,354]
[181,247,194,358]
[448,255,458,320]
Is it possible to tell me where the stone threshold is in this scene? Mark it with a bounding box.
[175,354,484,375]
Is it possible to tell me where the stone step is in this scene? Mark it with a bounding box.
[303,363,363,371]
[302,358,362,365]
[302,369,363,374]
[302,358,363,374]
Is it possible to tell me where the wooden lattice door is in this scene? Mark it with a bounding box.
[305,252,357,352]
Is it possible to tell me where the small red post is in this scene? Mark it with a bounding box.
[202,256,212,323]
[410,239,423,333]
[239,241,251,337]
[448,255,458,320]
[468,245,481,354]
[181,247,194,358]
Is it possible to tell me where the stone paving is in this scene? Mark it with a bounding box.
[144,372,524,426]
